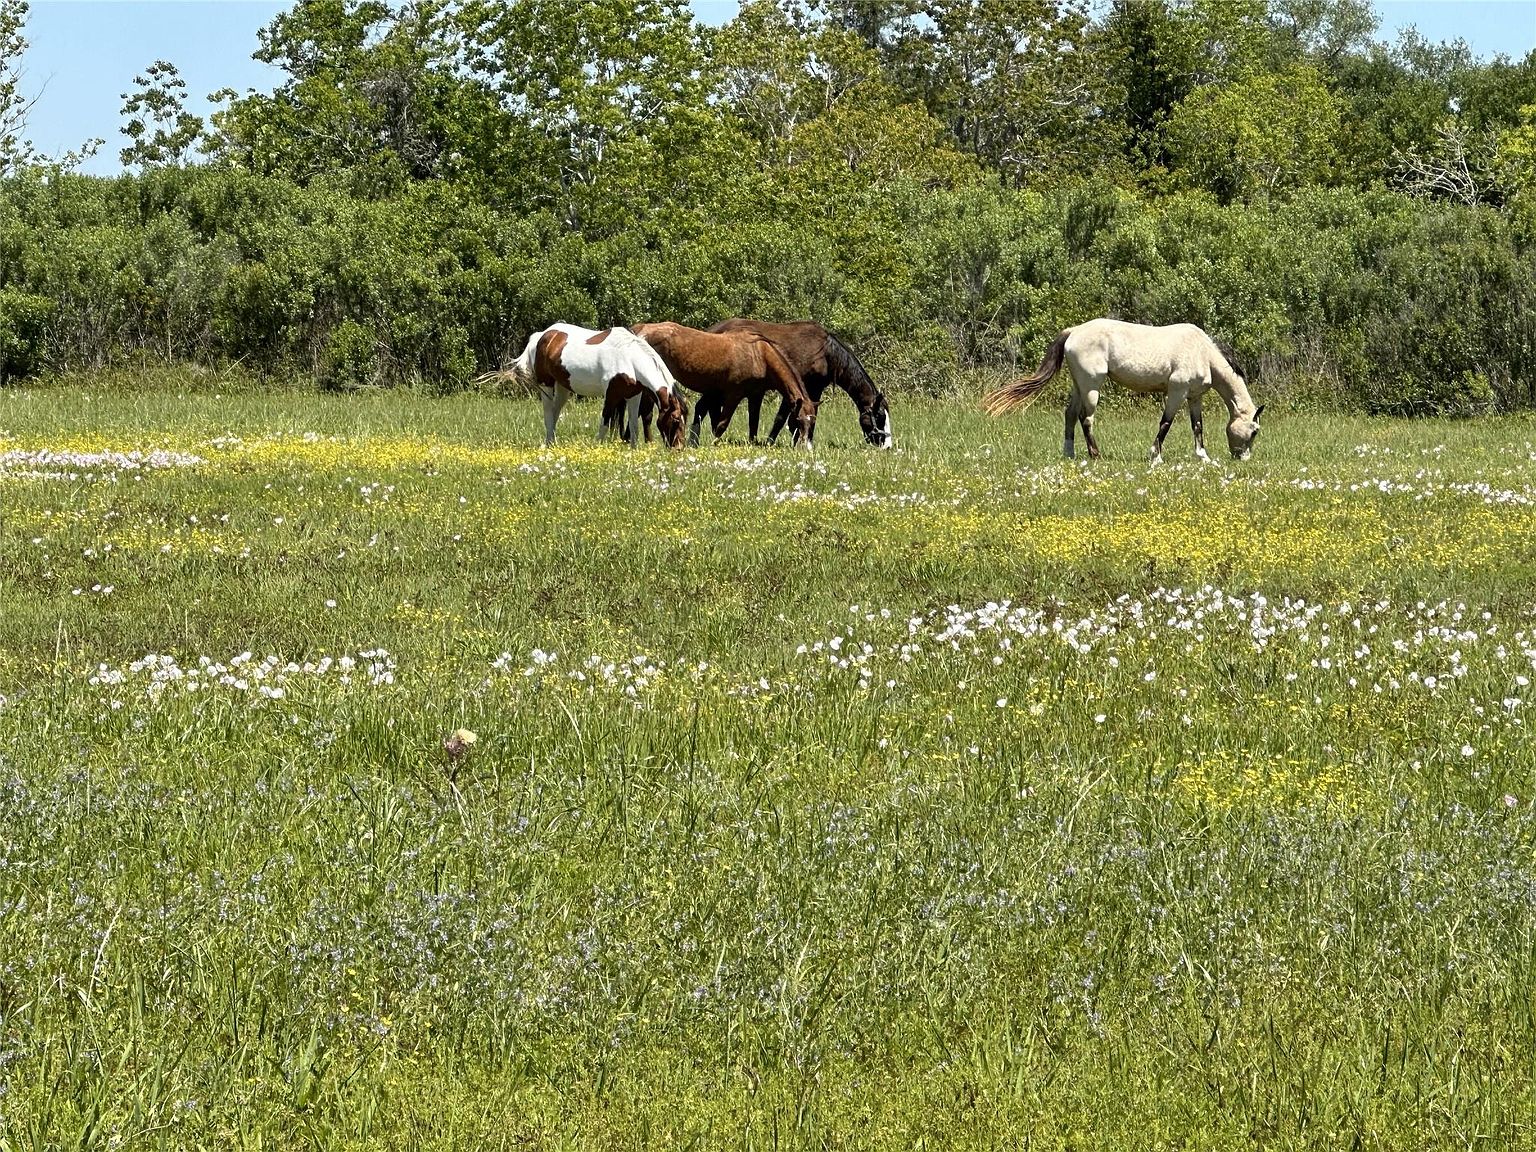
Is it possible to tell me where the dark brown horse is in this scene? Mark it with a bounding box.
[706,320,893,448]
[630,322,816,446]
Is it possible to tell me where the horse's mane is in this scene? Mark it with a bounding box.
[1212,338,1247,382]
[824,332,880,403]
[612,326,678,392]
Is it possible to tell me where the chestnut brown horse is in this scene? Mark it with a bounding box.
[631,322,816,447]
[707,320,893,448]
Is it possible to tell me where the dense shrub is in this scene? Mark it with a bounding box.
[0,167,1531,411]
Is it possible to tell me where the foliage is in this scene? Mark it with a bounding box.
[0,0,1531,410]
[5,393,1536,1144]
[0,283,48,382]
[1163,65,1343,203]
[0,0,32,174]
[119,61,206,169]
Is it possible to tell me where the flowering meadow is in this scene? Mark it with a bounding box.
[3,384,1536,1149]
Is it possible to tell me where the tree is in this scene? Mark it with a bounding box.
[716,0,888,149]
[1494,104,1536,231]
[1163,64,1342,203]
[119,61,205,168]
[1266,0,1377,68]
[207,0,483,191]
[1101,0,1270,184]
[0,0,35,174]
[899,0,1110,183]
[456,0,723,230]
[1393,118,1500,206]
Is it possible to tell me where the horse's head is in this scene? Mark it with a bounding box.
[859,390,894,448]
[790,396,817,447]
[1226,404,1265,460]
[655,387,690,449]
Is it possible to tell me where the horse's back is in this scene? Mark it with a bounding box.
[1067,318,1216,389]
[539,324,654,397]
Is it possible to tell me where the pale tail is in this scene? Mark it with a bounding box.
[981,331,1069,416]
[513,329,544,378]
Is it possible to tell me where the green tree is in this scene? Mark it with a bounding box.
[0,0,35,173]
[208,0,483,192]
[1164,64,1342,202]
[900,0,1111,183]
[119,61,205,168]
[1101,0,1271,185]
[1496,104,1536,233]
[1265,0,1377,68]
[457,0,726,231]
[716,0,883,149]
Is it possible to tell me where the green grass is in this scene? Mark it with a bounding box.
[3,381,1536,1149]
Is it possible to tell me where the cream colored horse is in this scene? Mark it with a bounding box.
[982,319,1265,463]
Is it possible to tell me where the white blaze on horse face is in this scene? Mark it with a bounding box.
[878,409,894,448]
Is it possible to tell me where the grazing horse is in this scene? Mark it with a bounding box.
[981,319,1265,463]
[706,319,893,448]
[512,323,689,448]
[631,322,817,447]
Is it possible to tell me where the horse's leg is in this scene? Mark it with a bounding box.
[712,396,743,441]
[689,394,708,447]
[1150,388,1185,466]
[625,394,642,448]
[767,394,792,446]
[1081,407,1101,460]
[1063,393,1081,459]
[747,392,764,444]
[1079,385,1104,460]
[597,392,614,444]
[1189,395,1212,462]
[541,385,564,446]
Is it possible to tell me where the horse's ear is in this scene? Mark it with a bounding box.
[1253,404,1265,422]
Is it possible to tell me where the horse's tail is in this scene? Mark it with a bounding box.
[981,330,1070,416]
[513,328,543,379]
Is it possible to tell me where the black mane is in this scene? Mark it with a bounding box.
[824,332,880,403]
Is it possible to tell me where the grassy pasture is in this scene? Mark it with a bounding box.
[3,382,1536,1149]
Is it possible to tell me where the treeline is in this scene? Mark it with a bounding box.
[0,0,1534,413]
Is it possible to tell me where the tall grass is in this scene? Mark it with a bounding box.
[2,382,1535,1148]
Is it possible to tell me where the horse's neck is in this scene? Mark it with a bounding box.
[830,370,868,407]
[1210,359,1256,420]
[826,343,873,409]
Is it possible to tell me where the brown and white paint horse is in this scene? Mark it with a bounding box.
[631,322,817,447]
[707,319,893,448]
[513,323,689,448]
[982,319,1264,464]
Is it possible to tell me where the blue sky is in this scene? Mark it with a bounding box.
[17,0,1536,175]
